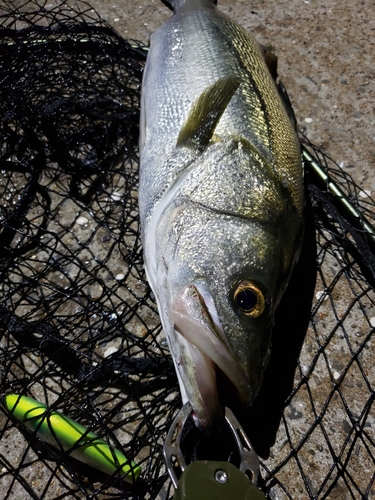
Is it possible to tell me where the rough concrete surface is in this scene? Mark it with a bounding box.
[94,0,375,192]
[0,0,374,499]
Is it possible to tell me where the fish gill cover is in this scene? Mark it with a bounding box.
[0,1,374,499]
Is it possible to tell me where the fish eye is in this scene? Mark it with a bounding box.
[233,281,265,317]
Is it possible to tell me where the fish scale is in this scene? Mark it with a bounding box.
[141,8,302,216]
[139,0,304,431]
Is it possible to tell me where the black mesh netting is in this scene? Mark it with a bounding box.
[0,1,374,499]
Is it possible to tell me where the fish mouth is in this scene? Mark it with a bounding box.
[169,284,251,432]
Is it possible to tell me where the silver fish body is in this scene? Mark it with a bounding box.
[139,0,303,431]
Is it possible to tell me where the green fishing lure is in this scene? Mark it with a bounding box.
[4,394,141,482]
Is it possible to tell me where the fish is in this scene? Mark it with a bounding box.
[139,0,304,432]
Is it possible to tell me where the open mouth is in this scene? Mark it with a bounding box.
[169,284,251,431]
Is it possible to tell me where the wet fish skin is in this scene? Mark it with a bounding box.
[139,0,303,431]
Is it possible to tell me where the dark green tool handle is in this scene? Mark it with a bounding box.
[173,460,267,500]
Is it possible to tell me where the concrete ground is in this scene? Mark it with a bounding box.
[93,0,375,193]
[0,0,374,499]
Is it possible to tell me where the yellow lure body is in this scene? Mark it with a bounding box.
[4,394,141,482]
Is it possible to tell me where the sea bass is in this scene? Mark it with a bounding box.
[139,0,303,431]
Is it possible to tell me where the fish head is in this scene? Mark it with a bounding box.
[167,222,280,432]
[152,138,302,432]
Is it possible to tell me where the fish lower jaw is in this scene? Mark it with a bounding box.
[182,340,250,433]
[169,283,252,431]
[185,342,223,432]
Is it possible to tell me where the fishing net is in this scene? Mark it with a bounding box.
[0,1,373,499]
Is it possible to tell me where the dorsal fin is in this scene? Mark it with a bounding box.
[176,76,240,152]
[262,46,278,81]
[261,45,298,133]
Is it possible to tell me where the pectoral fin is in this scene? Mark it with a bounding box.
[176,76,240,153]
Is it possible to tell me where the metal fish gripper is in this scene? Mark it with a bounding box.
[163,402,265,499]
